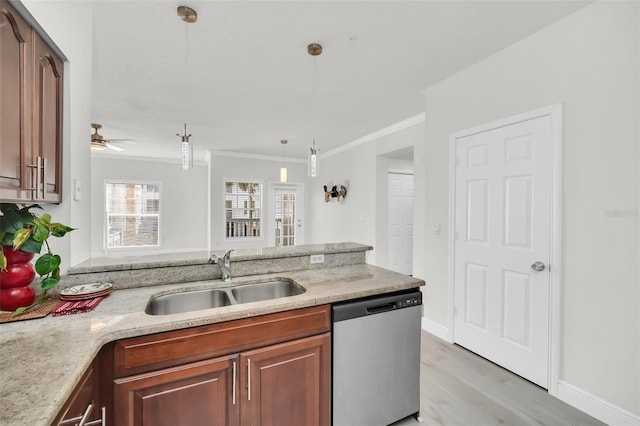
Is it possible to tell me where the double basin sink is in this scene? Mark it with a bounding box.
[145,278,305,315]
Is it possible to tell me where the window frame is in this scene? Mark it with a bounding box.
[104,179,162,254]
[223,178,264,242]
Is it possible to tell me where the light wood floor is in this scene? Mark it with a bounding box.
[390,331,605,426]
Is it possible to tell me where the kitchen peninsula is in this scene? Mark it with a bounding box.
[0,243,424,425]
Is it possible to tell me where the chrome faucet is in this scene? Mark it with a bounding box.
[209,250,234,282]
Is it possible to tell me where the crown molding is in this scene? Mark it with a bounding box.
[210,150,307,164]
[320,112,425,160]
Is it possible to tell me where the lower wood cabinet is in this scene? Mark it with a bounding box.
[241,333,331,426]
[53,356,106,426]
[114,355,239,426]
[110,305,331,426]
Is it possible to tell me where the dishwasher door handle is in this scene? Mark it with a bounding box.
[366,302,396,315]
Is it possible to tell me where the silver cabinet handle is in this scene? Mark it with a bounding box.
[78,403,93,426]
[83,406,106,426]
[232,361,237,405]
[531,261,546,272]
[247,359,251,401]
[41,156,47,198]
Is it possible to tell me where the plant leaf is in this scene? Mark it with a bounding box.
[41,276,60,291]
[0,211,27,234]
[12,228,32,250]
[31,219,50,243]
[35,253,61,275]
[50,223,75,238]
[0,251,6,272]
[16,238,42,254]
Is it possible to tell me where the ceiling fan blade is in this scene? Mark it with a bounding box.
[109,138,137,145]
[105,142,125,152]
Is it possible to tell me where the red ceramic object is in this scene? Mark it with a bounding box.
[0,286,35,311]
[0,247,36,310]
[0,263,36,288]
[2,246,36,264]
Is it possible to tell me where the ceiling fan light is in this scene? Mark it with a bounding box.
[91,140,107,151]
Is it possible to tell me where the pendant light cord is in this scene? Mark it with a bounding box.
[183,22,189,129]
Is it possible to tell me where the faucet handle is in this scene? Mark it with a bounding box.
[223,249,235,260]
[209,254,220,264]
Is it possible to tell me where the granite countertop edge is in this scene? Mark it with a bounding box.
[0,263,423,426]
[68,242,374,274]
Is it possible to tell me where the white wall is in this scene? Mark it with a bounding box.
[308,122,423,266]
[417,1,639,418]
[21,0,93,269]
[210,154,309,250]
[90,157,209,256]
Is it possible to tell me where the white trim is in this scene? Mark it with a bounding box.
[92,152,208,167]
[267,182,305,247]
[421,317,451,342]
[447,130,457,344]
[211,150,307,164]
[547,103,563,397]
[387,169,414,175]
[95,113,424,165]
[557,381,640,426]
[322,113,425,160]
[447,103,563,392]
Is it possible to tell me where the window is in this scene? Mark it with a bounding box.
[225,180,262,238]
[106,181,160,249]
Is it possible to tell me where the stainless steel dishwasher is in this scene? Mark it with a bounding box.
[332,289,422,426]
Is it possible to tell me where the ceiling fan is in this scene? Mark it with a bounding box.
[91,123,136,151]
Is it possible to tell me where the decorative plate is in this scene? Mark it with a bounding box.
[60,283,113,298]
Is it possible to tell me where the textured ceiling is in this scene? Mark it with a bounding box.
[90,0,589,161]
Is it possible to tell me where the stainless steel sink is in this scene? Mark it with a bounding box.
[145,288,232,315]
[145,279,305,315]
[231,279,305,304]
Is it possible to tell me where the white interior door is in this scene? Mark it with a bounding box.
[388,173,414,275]
[452,115,552,388]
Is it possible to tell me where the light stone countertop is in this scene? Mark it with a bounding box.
[0,263,424,426]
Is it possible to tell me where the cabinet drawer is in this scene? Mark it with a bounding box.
[114,305,330,377]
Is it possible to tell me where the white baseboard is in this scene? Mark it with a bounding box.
[556,380,640,426]
[421,317,452,342]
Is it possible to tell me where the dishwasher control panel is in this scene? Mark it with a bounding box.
[397,295,421,308]
[333,289,422,322]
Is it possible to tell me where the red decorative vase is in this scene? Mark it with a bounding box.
[0,246,36,311]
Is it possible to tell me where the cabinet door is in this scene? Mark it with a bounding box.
[53,359,102,425]
[241,333,331,426]
[0,0,33,201]
[32,32,63,202]
[114,355,240,426]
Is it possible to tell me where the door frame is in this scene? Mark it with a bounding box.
[267,182,305,247]
[447,103,563,396]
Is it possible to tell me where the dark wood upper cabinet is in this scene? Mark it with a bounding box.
[0,0,63,203]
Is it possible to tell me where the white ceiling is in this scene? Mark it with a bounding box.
[91,0,589,162]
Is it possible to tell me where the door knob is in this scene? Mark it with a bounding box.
[531,261,546,272]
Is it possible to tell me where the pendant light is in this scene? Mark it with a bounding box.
[176,6,197,171]
[280,139,288,183]
[308,43,322,178]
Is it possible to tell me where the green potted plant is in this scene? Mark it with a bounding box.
[0,203,74,313]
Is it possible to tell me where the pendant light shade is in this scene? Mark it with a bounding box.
[280,139,288,183]
[308,139,319,178]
